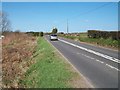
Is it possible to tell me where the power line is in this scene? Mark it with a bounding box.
[68,3,112,21]
[57,2,112,27]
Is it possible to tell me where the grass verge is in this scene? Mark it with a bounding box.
[59,33,120,50]
[20,37,88,88]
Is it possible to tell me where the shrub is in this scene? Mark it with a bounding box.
[88,30,101,38]
[110,31,120,40]
[40,32,44,37]
[100,31,110,39]
[87,30,120,40]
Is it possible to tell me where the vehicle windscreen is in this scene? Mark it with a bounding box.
[51,35,57,36]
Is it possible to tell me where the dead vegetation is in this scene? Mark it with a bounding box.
[2,32,37,88]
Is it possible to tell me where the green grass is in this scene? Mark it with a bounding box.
[19,37,75,88]
[64,35,77,40]
[79,34,120,48]
[59,34,78,40]
[59,33,120,49]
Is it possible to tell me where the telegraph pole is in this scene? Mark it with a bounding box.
[67,19,69,34]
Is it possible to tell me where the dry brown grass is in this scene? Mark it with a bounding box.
[2,32,37,88]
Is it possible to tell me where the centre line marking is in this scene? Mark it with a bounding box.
[59,39,120,64]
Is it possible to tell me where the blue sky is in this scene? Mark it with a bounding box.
[2,2,118,33]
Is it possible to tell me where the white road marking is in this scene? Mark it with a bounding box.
[96,59,104,64]
[76,52,80,55]
[59,39,120,71]
[77,52,120,71]
[59,39,120,64]
[105,64,119,71]
[77,52,104,64]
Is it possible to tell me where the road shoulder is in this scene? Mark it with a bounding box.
[45,36,94,88]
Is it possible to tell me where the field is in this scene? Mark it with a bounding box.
[59,33,120,50]
[2,33,90,88]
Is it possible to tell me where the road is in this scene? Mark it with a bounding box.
[45,36,119,88]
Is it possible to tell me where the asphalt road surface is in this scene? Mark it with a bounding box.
[45,35,119,88]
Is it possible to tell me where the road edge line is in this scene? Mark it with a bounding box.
[59,37,118,52]
[44,36,94,88]
[59,39,120,64]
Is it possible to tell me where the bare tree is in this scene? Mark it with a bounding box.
[0,11,11,34]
